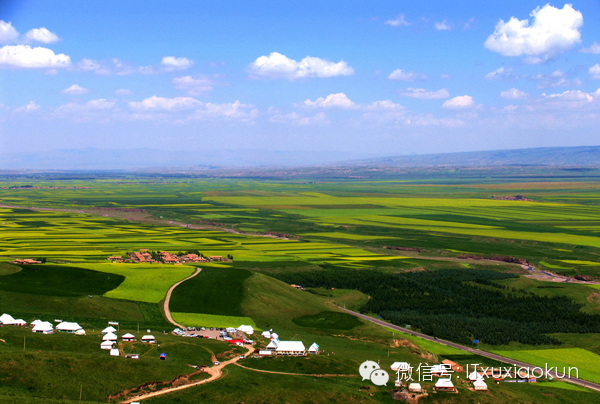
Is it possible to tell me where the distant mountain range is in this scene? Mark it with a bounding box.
[338,146,600,167]
[0,146,599,171]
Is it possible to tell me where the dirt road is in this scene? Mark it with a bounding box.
[162,267,202,329]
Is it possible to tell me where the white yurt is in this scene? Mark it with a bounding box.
[32,321,54,334]
[101,341,114,350]
[122,333,135,342]
[75,329,86,335]
[261,330,271,338]
[102,326,117,334]
[56,322,83,333]
[308,343,320,354]
[237,324,254,335]
[0,313,15,324]
[141,335,156,343]
[5,318,26,326]
[30,319,43,326]
[109,348,120,356]
[102,332,118,341]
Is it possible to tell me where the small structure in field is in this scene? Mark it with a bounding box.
[442,359,463,373]
[261,330,271,339]
[237,324,254,335]
[468,371,484,381]
[101,341,115,350]
[0,313,15,324]
[258,350,272,357]
[266,339,280,350]
[109,348,120,357]
[275,341,306,356]
[308,343,320,354]
[4,318,26,326]
[102,326,117,334]
[75,329,86,335]
[32,321,54,334]
[160,352,166,360]
[408,383,422,393]
[126,354,140,359]
[56,322,83,333]
[103,332,118,341]
[122,333,135,342]
[434,378,455,391]
[473,379,488,390]
[141,335,156,343]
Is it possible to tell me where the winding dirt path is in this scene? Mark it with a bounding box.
[234,362,357,378]
[163,267,202,329]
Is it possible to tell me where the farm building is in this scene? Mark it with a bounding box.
[473,379,488,390]
[0,313,14,324]
[391,362,411,372]
[261,331,271,338]
[237,324,254,335]
[109,348,120,357]
[266,339,279,350]
[270,332,279,339]
[32,321,53,334]
[30,319,42,327]
[101,341,114,350]
[56,322,83,333]
[408,383,422,393]
[275,341,306,356]
[258,350,272,357]
[141,335,156,343]
[103,332,118,341]
[442,359,464,373]
[102,326,117,334]
[122,333,135,342]
[308,343,319,354]
[434,378,455,391]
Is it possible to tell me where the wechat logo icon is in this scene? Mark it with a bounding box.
[359,360,389,386]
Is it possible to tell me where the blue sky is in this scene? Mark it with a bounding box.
[1,0,600,163]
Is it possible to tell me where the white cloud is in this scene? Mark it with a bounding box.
[24,27,60,44]
[388,69,425,81]
[77,58,155,75]
[55,99,116,115]
[399,88,450,99]
[581,42,600,54]
[364,100,404,111]
[63,84,89,95]
[501,88,528,100]
[187,101,259,123]
[434,20,452,31]
[484,4,583,63]
[302,93,358,109]
[248,52,354,80]
[385,14,410,27]
[443,95,475,109]
[0,45,70,68]
[532,70,581,88]
[0,21,19,44]
[485,67,517,80]
[590,64,600,80]
[115,88,133,95]
[173,75,214,95]
[270,111,329,126]
[129,96,201,111]
[14,101,40,113]
[161,56,194,71]
[543,90,593,102]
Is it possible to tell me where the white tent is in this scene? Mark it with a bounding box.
[468,371,484,381]
[102,326,117,334]
[56,322,83,332]
[266,339,280,350]
[261,331,271,338]
[0,313,14,324]
[275,341,306,356]
[102,332,118,341]
[5,319,26,326]
[31,319,43,326]
[75,329,86,335]
[308,343,319,354]
[473,379,488,390]
[141,335,156,343]
[122,333,135,341]
[270,332,279,339]
[435,378,454,390]
[101,341,114,350]
[109,348,120,356]
[32,321,54,334]
[237,324,254,335]
[258,350,272,356]
[226,327,236,333]
[408,383,422,393]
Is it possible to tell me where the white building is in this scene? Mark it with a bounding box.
[308,343,319,354]
[32,321,54,334]
[109,348,120,357]
[4,318,26,326]
[56,322,83,333]
[261,331,271,339]
[258,350,272,356]
[266,339,280,350]
[408,383,422,393]
[275,341,306,356]
[434,378,454,391]
[122,333,135,342]
[102,326,117,334]
[468,371,484,381]
[141,335,156,343]
[101,341,115,350]
[237,324,254,335]
[0,313,15,324]
[473,379,488,390]
[102,332,118,341]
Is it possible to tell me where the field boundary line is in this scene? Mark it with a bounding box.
[163,267,202,329]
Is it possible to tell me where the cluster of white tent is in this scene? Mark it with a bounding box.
[100,326,155,356]
[0,313,26,326]
[258,329,318,357]
[1,314,85,335]
[468,371,488,390]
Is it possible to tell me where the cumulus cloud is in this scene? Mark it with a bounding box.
[77,57,154,75]
[484,4,583,63]
[14,101,40,113]
[398,88,450,99]
[501,88,528,100]
[173,75,214,95]
[63,84,89,95]
[385,14,410,27]
[485,67,518,81]
[581,42,600,54]
[24,27,60,44]
[364,100,405,111]
[248,52,354,80]
[590,64,600,80]
[161,56,194,71]
[0,44,70,68]
[543,89,593,102]
[115,88,133,95]
[302,93,358,109]
[129,96,201,111]
[443,95,475,109]
[0,21,19,44]
[532,70,581,88]
[270,111,329,126]
[434,20,452,31]
[388,69,426,81]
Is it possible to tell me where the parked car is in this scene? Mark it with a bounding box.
[214,361,220,366]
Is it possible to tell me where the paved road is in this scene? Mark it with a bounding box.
[163,267,202,329]
[342,308,600,393]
